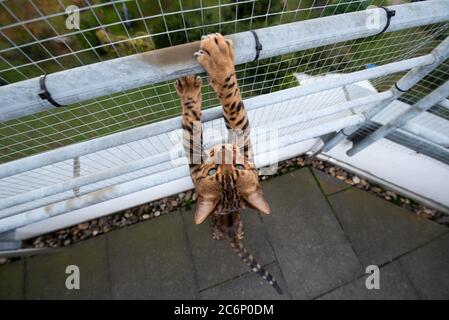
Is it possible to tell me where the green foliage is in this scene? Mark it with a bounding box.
[95,29,154,56]
[323,0,371,16]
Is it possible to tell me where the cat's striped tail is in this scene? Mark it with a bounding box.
[227,237,283,295]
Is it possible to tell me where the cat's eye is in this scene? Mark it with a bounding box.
[235,164,245,170]
[207,168,217,176]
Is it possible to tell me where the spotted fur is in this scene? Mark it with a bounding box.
[174,33,282,295]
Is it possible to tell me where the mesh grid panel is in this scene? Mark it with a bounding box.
[0,1,448,226]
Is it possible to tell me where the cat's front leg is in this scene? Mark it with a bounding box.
[174,75,205,178]
[194,34,252,162]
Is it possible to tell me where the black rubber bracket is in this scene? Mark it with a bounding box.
[340,128,350,137]
[250,30,263,61]
[38,74,64,107]
[395,82,409,93]
[375,7,396,36]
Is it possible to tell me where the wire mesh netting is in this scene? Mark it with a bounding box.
[1,0,448,164]
[0,0,449,233]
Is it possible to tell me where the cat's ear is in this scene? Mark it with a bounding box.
[194,198,218,224]
[244,191,271,214]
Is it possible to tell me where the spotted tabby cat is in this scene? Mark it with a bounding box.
[174,33,282,294]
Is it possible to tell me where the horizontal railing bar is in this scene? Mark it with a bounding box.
[0,151,180,215]
[0,90,392,213]
[0,114,365,233]
[0,54,434,180]
[0,0,448,122]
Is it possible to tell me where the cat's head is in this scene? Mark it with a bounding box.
[193,144,270,224]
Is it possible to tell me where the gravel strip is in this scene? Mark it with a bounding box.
[0,155,447,265]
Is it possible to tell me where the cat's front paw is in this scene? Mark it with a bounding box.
[194,33,235,83]
[174,75,202,101]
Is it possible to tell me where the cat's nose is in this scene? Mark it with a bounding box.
[221,164,232,175]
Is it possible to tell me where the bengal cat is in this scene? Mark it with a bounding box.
[174,33,283,295]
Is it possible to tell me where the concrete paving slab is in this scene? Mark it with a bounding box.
[182,207,275,291]
[107,212,197,299]
[312,168,350,195]
[319,261,419,300]
[399,233,449,300]
[25,237,110,299]
[4,166,447,300]
[261,168,363,299]
[0,259,24,299]
[328,188,447,266]
[200,263,289,300]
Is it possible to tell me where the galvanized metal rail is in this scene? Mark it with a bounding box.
[0,0,448,122]
[0,55,435,180]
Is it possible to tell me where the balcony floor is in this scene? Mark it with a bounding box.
[1,167,448,300]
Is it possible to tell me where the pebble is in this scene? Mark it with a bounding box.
[78,223,89,230]
[371,187,382,193]
[142,214,150,220]
[352,176,361,184]
[154,211,161,217]
[385,191,397,200]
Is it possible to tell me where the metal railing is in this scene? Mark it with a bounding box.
[1,0,449,241]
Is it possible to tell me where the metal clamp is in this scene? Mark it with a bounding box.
[375,7,396,36]
[38,74,64,107]
[250,30,263,61]
[395,82,409,93]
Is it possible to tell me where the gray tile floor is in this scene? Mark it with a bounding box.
[1,167,448,300]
